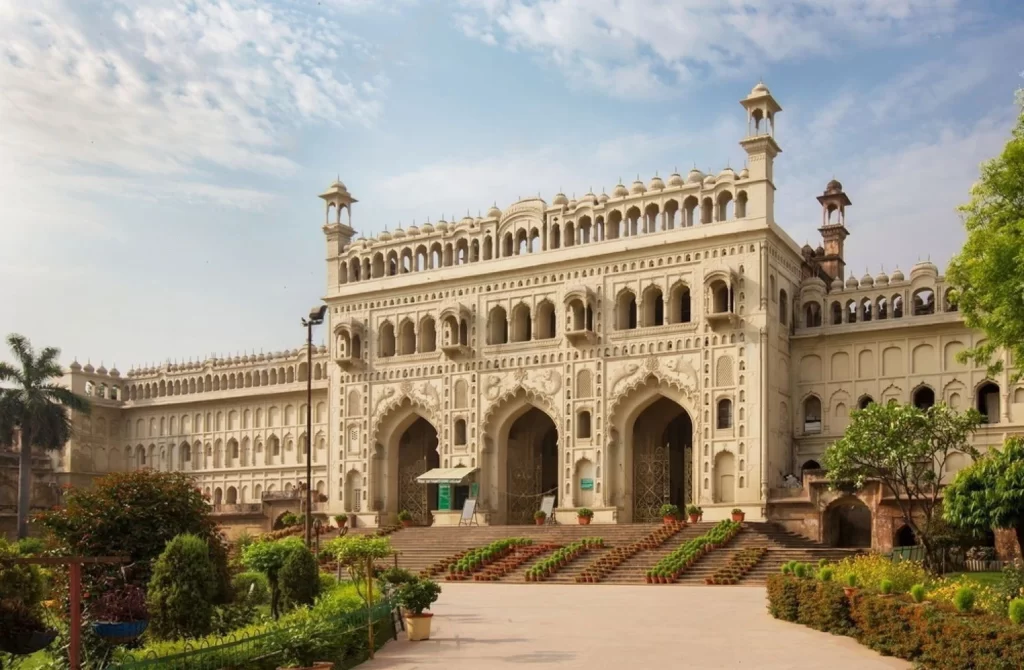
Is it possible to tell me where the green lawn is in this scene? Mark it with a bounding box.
[944,571,1003,587]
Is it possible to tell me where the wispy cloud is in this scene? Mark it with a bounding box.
[455,0,964,98]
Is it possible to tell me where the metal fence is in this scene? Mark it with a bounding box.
[888,546,1010,574]
[110,601,398,670]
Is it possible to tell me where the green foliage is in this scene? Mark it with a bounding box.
[577,507,594,518]
[148,533,217,640]
[242,536,307,618]
[766,575,852,634]
[945,437,1024,553]
[846,573,858,588]
[232,571,270,607]
[36,469,230,601]
[319,572,338,594]
[334,513,348,525]
[686,504,700,516]
[997,563,1024,613]
[824,401,980,566]
[533,510,546,520]
[279,512,299,527]
[396,578,441,615]
[911,584,926,603]
[279,544,321,610]
[794,563,808,578]
[324,535,394,608]
[880,579,894,595]
[1010,599,1024,625]
[781,564,792,575]
[658,504,680,518]
[954,587,976,613]
[235,530,256,554]
[818,567,834,582]
[818,558,828,569]
[0,333,92,539]
[0,537,46,607]
[15,537,45,556]
[396,510,412,522]
[646,521,739,580]
[832,553,929,594]
[946,94,1024,382]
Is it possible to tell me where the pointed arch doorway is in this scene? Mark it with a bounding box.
[504,407,558,525]
[396,417,439,525]
[631,396,693,522]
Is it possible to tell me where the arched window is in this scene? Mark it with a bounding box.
[511,303,532,342]
[379,322,396,357]
[577,411,592,439]
[831,301,843,325]
[536,300,556,339]
[804,302,822,327]
[398,320,416,355]
[669,284,691,323]
[453,419,467,446]
[876,296,888,320]
[641,286,664,327]
[858,396,874,410]
[488,306,508,345]
[892,295,904,318]
[717,399,733,429]
[912,288,935,316]
[617,290,637,330]
[976,382,1000,424]
[803,396,822,433]
[710,279,731,313]
[779,289,788,325]
[861,298,872,322]
[502,233,513,257]
[418,316,436,353]
[912,386,935,410]
[846,300,857,323]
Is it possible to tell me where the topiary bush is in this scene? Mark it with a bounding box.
[243,537,306,619]
[794,563,808,578]
[880,579,894,595]
[279,544,321,610]
[1009,598,1024,625]
[232,571,270,607]
[953,587,976,613]
[766,574,800,622]
[148,533,217,640]
[818,567,834,582]
[910,584,926,604]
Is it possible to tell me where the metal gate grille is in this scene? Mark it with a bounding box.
[398,457,429,524]
[507,461,541,525]
[633,447,669,522]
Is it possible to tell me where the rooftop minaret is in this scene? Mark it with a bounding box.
[320,178,358,286]
[816,179,852,282]
[738,82,783,223]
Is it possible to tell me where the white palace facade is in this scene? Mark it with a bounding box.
[12,83,1020,550]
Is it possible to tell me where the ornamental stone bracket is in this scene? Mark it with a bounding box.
[369,380,442,443]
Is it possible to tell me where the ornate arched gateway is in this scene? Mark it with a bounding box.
[609,373,699,523]
[370,397,440,524]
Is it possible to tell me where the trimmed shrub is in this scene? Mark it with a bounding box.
[794,563,808,578]
[1010,599,1024,625]
[148,534,217,640]
[851,594,924,659]
[319,573,338,594]
[910,584,926,604]
[818,558,828,569]
[279,545,321,610]
[953,587,976,613]
[796,579,853,635]
[845,573,858,588]
[232,571,270,607]
[880,579,894,595]
[242,537,306,618]
[818,567,834,582]
[780,564,792,575]
[766,574,799,622]
[832,553,926,595]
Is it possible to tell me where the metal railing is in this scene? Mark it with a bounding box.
[211,503,263,514]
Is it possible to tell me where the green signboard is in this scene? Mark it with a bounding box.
[470,481,479,498]
[580,478,594,491]
[438,484,451,510]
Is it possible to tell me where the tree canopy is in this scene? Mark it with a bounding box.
[946,91,1024,380]
[0,333,91,538]
[944,436,1024,556]
[823,402,980,565]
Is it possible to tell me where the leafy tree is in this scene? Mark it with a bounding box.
[324,535,393,659]
[36,470,231,602]
[279,544,321,610]
[945,436,1024,557]
[823,402,981,566]
[0,333,91,539]
[147,534,217,640]
[241,536,305,618]
[946,91,1024,380]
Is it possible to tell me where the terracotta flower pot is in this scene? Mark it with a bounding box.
[535,517,545,525]
[401,519,413,528]
[688,514,699,523]
[731,511,745,522]
[843,587,858,601]
[578,516,591,525]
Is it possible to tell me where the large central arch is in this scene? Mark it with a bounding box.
[371,398,439,523]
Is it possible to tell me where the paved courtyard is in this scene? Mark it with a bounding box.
[365,584,908,669]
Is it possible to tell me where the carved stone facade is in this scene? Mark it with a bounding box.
[42,83,1019,551]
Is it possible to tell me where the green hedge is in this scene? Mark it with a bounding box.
[767,574,1024,669]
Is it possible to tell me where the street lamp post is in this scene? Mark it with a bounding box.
[302,304,328,547]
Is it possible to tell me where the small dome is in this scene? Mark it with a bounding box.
[553,192,569,206]
[406,224,420,236]
[460,215,474,225]
[435,221,449,233]
[329,178,349,193]
[845,275,859,289]
[612,182,629,197]
[825,179,843,194]
[831,277,844,291]
[598,192,609,203]
[860,272,874,288]
[718,167,736,181]
[875,270,889,286]
[648,175,665,191]
[667,172,683,187]
[83,362,95,373]
[567,198,577,209]
[109,366,120,377]
[911,260,939,280]
[630,179,646,195]
[739,167,749,179]
[69,360,82,372]
[801,243,814,257]
[580,190,597,204]
[96,364,107,375]
[487,204,502,218]
[378,229,392,241]
[751,82,770,96]
[687,168,704,183]
[421,222,434,234]
[815,245,824,256]
[703,173,717,187]
[392,227,405,239]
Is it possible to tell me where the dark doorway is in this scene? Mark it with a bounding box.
[505,407,558,524]
[825,497,873,548]
[632,396,692,522]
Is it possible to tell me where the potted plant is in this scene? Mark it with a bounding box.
[0,600,57,656]
[397,510,413,528]
[686,504,700,523]
[333,513,348,529]
[659,504,680,525]
[534,510,547,526]
[843,573,858,600]
[397,578,442,641]
[91,584,149,643]
[577,508,594,525]
[731,508,745,523]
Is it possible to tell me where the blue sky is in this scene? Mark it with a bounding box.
[1,0,1022,368]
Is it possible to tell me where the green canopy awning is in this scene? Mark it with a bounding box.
[415,467,478,484]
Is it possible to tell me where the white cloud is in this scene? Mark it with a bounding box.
[456,0,963,97]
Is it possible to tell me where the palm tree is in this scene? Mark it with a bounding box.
[0,334,90,538]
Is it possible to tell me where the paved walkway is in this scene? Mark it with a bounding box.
[365,584,908,669]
